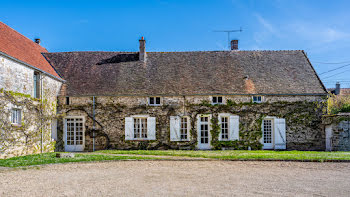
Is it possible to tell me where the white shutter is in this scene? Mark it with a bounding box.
[147,117,156,140]
[229,115,239,140]
[125,117,134,140]
[170,116,181,141]
[274,118,286,150]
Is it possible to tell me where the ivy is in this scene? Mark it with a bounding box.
[0,89,58,158]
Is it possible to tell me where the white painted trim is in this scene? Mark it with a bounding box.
[130,114,150,118]
[197,114,212,149]
[148,96,162,106]
[252,95,263,103]
[63,116,85,152]
[210,95,225,105]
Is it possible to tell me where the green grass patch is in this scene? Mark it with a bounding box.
[0,153,160,168]
[97,150,350,161]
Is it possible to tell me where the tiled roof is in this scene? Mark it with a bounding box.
[44,50,327,96]
[0,22,61,79]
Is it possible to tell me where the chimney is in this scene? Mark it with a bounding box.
[231,40,238,50]
[34,38,41,45]
[335,82,341,95]
[139,36,146,62]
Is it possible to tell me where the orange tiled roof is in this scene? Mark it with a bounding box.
[0,22,61,79]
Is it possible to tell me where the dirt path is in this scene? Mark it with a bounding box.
[0,161,349,197]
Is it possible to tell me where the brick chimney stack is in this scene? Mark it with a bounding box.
[231,40,238,50]
[139,36,146,62]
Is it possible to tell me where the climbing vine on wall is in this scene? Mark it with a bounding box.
[0,88,57,158]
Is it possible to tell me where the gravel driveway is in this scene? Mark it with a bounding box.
[0,161,349,197]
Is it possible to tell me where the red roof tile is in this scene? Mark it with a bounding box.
[0,22,61,79]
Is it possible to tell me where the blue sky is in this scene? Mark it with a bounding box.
[1,0,349,88]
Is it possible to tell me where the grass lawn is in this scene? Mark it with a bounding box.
[2,150,350,168]
[97,150,350,162]
[0,153,160,168]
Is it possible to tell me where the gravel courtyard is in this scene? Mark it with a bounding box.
[0,161,349,197]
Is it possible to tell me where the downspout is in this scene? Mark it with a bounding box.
[40,74,44,153]
[92,96,96,152]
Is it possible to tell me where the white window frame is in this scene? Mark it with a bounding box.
[149,96,161,106]
[133,117,148,139]
[252,95,262,103]
[219,115,229,141]
[211,96,224,105]
[11,108,22,125]
[63,116,85,152]
[180,116,191,141]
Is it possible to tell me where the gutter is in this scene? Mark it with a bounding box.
[62,93,329,97]
[0,51,65,83]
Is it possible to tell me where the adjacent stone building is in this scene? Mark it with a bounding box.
[0,22,63,158]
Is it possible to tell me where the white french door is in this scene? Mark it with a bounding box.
[197,115,211,149]
[64,117,85,152]
[262,119,274,149]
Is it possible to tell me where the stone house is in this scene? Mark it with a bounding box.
[0,22,63,158]
[43,38,328,151]
[1,22,328,155]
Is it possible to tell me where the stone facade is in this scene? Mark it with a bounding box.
[0,54,62,158]
[56,94,326,151]
[324,114,350,151]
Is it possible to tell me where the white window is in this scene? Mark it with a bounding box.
[11,109,21,125]
[170,116,190,141]
[212,96,223,104]
[221,117,229,140]
[218,113,240,141]
[252,96,262,103]
[133,118,147,139]
[180,117,188,140]
[125,116,156,140]
[149,97,161,106]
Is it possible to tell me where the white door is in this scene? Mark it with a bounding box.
[64,117,85,152]
[262,119,274,149]
[197,115,211,149]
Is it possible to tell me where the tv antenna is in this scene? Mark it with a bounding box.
[213,27,243,49]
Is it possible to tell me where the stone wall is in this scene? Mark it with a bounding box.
[0,55,62,158]
[0,54,35,95]
[56,94,326,151]
[324,114,350,151]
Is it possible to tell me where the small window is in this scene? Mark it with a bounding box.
[33,72,41,99]
[180,117,189,140]
[66,97,70,105]
[252,96,262,103]
[11,109,21,125]
[221,117,229,140]
[149,97,161,106]
[212,96,223,104]
[134,118,148,139]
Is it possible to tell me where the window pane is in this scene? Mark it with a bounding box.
[181,117,188,140]
[218,97,222,103]
[212,97,217,103]
[149,97,154,105]
[263,120,272,143]
[221,117,228,140]
[156,97,160,104]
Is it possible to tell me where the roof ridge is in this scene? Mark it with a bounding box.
[45,50,305,54]
[0,21,48,52]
